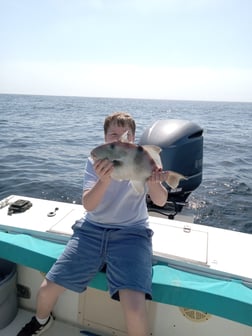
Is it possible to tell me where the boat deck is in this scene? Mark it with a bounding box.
[0,195,252,328]
[0,309,98,336]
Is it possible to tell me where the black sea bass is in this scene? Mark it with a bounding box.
[91,140,186,194]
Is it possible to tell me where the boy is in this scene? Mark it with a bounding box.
[17,112,169,336]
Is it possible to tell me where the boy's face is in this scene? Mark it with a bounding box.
[105,123,135,143]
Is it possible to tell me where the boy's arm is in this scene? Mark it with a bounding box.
[147,170,169,207]
[82,159,113,211]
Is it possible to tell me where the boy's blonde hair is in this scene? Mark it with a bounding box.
[104,112,136,135]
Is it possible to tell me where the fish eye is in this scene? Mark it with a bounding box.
[110,143,115,149]
[137,145,143,152]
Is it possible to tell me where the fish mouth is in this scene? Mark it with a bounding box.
[112,159,122,167]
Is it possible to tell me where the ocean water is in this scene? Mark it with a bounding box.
[0,94,251,233]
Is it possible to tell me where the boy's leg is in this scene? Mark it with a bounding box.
[16,279,65,336]
[35,222,107,319]
[119,289,149,336]
[106,227,153,335]
[36,278,66,319]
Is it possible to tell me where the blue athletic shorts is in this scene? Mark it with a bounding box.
[46,220,153,300]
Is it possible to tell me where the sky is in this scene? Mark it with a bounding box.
[0,0,252,102]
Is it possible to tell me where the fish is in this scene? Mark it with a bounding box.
[90,140,187,194]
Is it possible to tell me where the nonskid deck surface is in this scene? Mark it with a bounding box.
[0,309,99,336]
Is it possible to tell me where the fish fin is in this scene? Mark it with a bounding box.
[166,171,187,189]
[142,144,161,154]
[119,131,129,142]
[130,180,146,194]
[142,145,162,168]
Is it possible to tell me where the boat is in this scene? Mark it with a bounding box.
[0,120,251,335]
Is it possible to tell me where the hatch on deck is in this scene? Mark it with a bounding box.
[150,220,208,266]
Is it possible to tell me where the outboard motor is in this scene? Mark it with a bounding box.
[139,119,203,218]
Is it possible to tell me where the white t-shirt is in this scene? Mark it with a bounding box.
[83,157,149,228]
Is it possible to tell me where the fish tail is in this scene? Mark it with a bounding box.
[166,171,187,189]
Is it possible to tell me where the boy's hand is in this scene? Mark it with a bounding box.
[83,159,114,211]
[147,168,169,184]
[147,168,169,207]
[94,159,114,181]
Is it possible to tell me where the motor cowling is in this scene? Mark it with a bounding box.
[139,119,203,216]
